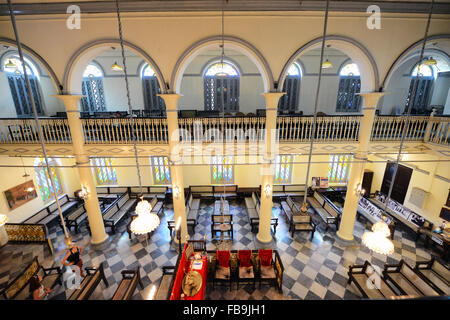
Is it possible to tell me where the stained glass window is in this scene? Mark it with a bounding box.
[204,61,240,112]
[274,155,293,184]
[81,63,106,112]
[211,156,234,184]
[279,63,301,112]
[328,154,351,184]
[90,158,117,185]
[34,156,63,202]
[336,63,361,112]
[142,64,165,115]
[3,56,44,117]
[151,156,171,185]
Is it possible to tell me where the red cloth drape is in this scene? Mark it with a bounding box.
[258,249,273,267]
[216,250,231,268]
[238,250,252,268]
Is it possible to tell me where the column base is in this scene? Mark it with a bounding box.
[255,234,274,248]
[90,235,110,250]
[335,232,359,247]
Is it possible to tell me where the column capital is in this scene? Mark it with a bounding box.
[53,95,85,112]
[158,94,181,111]
[263,92,285,109]
[357,92,389,108]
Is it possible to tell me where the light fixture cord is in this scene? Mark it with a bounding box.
[302,0,330,205]
[115,0,143,196]
[221,0,226,205]
[381,0,434,216]
[7,0,70,241]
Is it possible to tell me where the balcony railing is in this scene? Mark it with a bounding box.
[0,118,72,144]
[371,116,429,141]
[428,117,450,146]
[81,118,168,144]
[0,115,449,147]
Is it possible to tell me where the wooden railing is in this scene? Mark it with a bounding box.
[81,118,168,144]
[371,116,429,141]
[427,117,450,146]
[0,118,72,144]
[278,116,361,142]
[0,115,449,147]
[178,117,266,142]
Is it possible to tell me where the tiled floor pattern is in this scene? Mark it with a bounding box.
[0,199,441,300]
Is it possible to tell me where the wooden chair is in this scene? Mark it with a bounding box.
[237,250,255,289]
[213,250,232,290]
[211,214,233,240]
[257,249,277,289]
[111,267,144,300]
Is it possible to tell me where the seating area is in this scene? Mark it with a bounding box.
[280,196,316,238]
[111,267,144,300]
[98,192,136,234]
[21,194,78,227]
[306,191,341,232]
[68,263,109,300]
[0,257,62,300]
[269,184,306,200]
[244,192,278,234]
[189,185,238,200]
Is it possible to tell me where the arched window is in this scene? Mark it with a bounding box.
[151,156,171,185]
[274,155,293,184]
[328,154,351,184]
[406,64,434,114]
[90,157,117,185]
[2,56,44,117]
[81,63,106,112]
[34,156,63,202]
[278,63,301,112]
[211,156,234,184]
[142,64,165,116]
[204,61,240,112]
[336,62,361,112]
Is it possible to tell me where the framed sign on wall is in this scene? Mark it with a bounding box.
[4,180,38,210]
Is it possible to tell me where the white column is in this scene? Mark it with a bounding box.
[336,92,386,242]
[55,95,108,245]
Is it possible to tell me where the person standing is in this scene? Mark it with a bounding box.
[61,243,86,277]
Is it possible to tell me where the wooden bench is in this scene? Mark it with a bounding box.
[244,192,278,234]
[22,193,78,227]
[111,267,144,300]
[167,192,200,238]
[149,195,164,216]
[129,186,168,202]
[0,257,62,300]
[280,196,316,238]
[213,185,238,199]
[68,263,109,300]
[264,184,306,199]
[189,185,239,200]
[348,260,397,299]
[96,186,129,196]
[101,192,136,234]
[65,204,88,233]
[4,223,54,255]
[414,258,449,295]
[211,214,233,240]
[155,266,175,300]
[306,191,341,231]
[189,185,214,199]
[383,260,441,297]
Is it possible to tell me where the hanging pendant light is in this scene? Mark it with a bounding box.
[5,59,16,69]
[362,219,394,255]
[423,56,437,66]
[110,61,123,71]
[322,59,333,69]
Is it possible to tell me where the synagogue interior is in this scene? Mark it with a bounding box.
[0,0,449,303]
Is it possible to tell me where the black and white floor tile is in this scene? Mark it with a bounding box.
[0,199,442,300]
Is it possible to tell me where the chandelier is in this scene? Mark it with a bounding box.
[362,221,394,255]
[130,198,160,235]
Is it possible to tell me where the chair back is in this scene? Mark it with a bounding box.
[216,250,231,268]
[258,249,273,267]
[238,250,252,268]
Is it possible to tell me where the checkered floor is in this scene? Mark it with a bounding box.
[0,198,444,300]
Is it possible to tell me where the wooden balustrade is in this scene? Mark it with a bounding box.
[1,115,449,147]
[81,118,168,144]
[371,116,429,141]
[427,117,450,146]
[0,118,72,144]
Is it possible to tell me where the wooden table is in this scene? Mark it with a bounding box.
[418,228,449,261]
